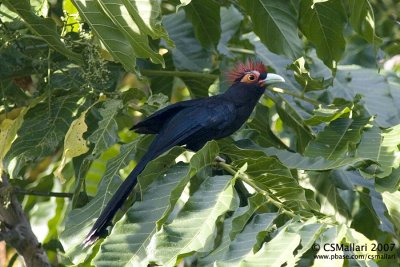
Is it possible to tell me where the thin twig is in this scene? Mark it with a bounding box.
[13,188,73,198]
[267,86,320,106]
[141,69,218,80]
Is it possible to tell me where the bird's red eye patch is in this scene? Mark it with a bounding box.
[227,60,267,83]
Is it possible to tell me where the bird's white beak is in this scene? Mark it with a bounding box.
[259,73,285,87]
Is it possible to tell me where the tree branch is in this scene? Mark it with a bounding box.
[0,172,50,267]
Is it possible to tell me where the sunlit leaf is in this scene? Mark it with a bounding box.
[240,223,301,267]
[304,117,369,160]
[93,164,190,267]
[349,0,381,45]
[2,0,82,63]
[151,175,237,266]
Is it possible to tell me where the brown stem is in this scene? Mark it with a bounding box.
[0,172,50,267]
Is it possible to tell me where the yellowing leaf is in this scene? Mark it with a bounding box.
[0,108,25,171]
[54,109,89,182]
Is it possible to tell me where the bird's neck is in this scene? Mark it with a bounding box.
[222,83,265,106]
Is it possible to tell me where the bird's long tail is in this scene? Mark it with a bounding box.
[84,150,158,245]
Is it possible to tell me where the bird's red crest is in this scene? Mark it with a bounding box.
[227,60,267,83]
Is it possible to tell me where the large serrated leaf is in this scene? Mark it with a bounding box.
[286,220,326,266]
[60,141,184,264]
[275,96,314,153]
[121,0,174,46]
[233,156,319,213]
[4,94,81,177]
[2,0,82,63]
[349,0,381,45]
[72,0,136,71]
[218,6,243,57]
[88,99,122,159]
[304,117,369,160]
[214,213,277,267]
[93,163,190,267]
[356,125,400,178]
[96,0,164,66]
[163,9,212,72]
[184,0,221,48]
[239,0,303,59]
[198,194,269,265]
[305,104,351,126]
[247,104,288,149]
[382,191,400,233]
[225,140,362,171]
[151,175,237,266]
[299,0,346,70]
[329,66,400,128]
[240,224,301,267]
[331,170,395,234]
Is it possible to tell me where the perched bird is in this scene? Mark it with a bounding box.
[84,61,285,244]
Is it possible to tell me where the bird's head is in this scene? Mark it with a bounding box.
[227,61,285,88]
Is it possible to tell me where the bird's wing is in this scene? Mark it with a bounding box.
[131,98,205,134]
[150,100,237,154]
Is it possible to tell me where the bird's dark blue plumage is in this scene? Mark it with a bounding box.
[84,62,285,244]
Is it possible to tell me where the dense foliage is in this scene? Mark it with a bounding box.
[1,0,400,266]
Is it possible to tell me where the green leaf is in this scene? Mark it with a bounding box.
[299,0,346,70]
[286,220,327,266]
[304,104,351,126]
[163,10,212,72]
[93,163,190,267]
[2,0,82,64]
[348,0,381,45]
[247,104,288,149]
[121,0,174,47]
[309,171,352,222]
[4,94,81,177]
[288,57,333,91]
[60,141,184,264]
[382,191,400,233]
[218,6,243,57]
[214,213,277,267]
[95,0,164,66]
[141,141,221,225]
[331,170,395,234]
[152,175,237,266]
[88,99,122,159]
[356,125,400,178]
[275,96,314,153]
[224,140,361,171]
[198,194,270,265]
[313,225,347,267]
[184,0,221,48]
[71,0,142,72]
[329,66,400,128]
[180,75,216,98]
[239,0,303,59]
[240,223,301,267]
[304,117,369,160]
[233,156,319,213]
